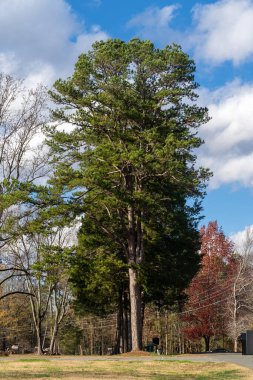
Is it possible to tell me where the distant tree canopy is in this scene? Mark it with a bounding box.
[47,38,210,351]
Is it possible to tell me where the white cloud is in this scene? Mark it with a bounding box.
[192,0,253,65]
[128,5,177,28]
[230,225,253,252]
[74,26,109,57]
[230,227,249,247]
[198,80,253,188]
[0,0,109,86]
[0,52,19,73]
[127,5,182,45]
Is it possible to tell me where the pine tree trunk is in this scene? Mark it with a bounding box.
[116,300,123,354]
[129,267,142,351]
[123,292,129,352]
[204,336,210,352]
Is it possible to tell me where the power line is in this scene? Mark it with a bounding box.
[179,297,229,315]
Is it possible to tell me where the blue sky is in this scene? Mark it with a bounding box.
[1,0,253,240]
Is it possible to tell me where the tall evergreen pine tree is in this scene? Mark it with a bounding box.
[47,38,210,351]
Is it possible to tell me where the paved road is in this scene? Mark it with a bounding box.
[165,353,253,370]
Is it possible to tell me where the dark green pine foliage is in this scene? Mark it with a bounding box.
[143,195,201,308]
[70,212,128,317]
[47,38,210,350]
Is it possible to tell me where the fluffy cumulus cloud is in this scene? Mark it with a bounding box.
[198,80,253,188]
[191,0,253,65]
[0,0,108,86]
[127,5,181,45]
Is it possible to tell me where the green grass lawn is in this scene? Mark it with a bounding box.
[0,356,251,379]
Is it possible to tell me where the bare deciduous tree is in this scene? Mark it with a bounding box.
[0,73,51,305]
[226,228,253,352]
[2,226,75,354]
[0,73,49,182]
[0,73,49,249]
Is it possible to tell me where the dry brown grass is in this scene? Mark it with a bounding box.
[0,355,251,379]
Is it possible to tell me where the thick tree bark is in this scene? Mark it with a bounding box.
[204,335,210,352]
[125,171,144,351]
[123,292,129,352]
[128,267,142,351]
[116,299,123,354]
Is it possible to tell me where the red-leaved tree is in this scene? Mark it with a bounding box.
[182,221,234,351]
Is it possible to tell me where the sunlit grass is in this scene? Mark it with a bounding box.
[0,356,251,379]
